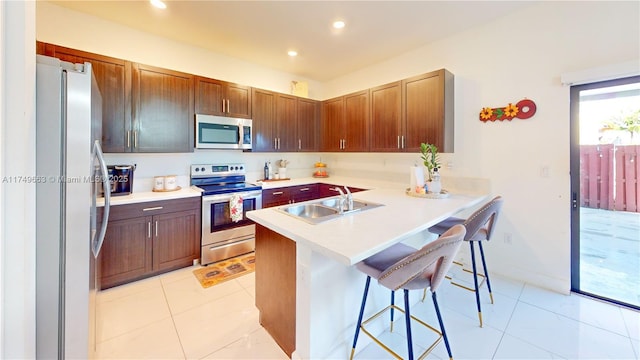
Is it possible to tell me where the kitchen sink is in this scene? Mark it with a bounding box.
[282,203,339,218]
[276,196,384,225]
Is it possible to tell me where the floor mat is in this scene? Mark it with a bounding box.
[193,253,255,289]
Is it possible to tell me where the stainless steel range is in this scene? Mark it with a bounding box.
[191,163,262,266]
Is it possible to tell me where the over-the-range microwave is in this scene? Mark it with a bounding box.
[195,114,252,150]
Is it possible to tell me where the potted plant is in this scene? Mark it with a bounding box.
[420,143,440,182]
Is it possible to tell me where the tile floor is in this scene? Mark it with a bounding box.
[95,265,640,360]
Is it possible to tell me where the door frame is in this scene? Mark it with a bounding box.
[570,75,640,308]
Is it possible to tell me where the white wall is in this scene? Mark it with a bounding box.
[33,1,640,295]
[324,1,640,292]
[1,1,36,358]
[36,1,323,99]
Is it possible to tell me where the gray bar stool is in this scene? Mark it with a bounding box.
[427,196,503,327]
[350,224,466,360]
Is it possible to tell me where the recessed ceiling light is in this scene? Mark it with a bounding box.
[333,20,345,29]
[287,50,298,57]
[150,0,167,9]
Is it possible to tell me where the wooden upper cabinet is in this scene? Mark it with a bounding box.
[403,69,454,152]
[296,98,319,151]
[252,88,277,152]
[274,94,298,152]
[320,96,344,151]
[132,63,194,153]
[37,42,132,153]
[344,90,370,151]
[370,81,402,152]
[194,76,251,119]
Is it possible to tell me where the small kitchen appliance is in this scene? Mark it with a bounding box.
[191,163,262,265]
[106,164,135,196]
[195,114,253,150]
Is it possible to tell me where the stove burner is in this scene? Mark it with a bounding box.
[190,163,261,196]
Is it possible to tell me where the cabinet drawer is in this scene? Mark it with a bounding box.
[290,184,319,203]
[99,197,201,221]
[262,187,291,208]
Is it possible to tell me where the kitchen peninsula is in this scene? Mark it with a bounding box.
[247,176,488,359]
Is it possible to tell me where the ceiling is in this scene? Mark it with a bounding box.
[49,1,536,82]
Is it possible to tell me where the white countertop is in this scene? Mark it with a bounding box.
[97,186,202,207]
[247,177,488,266]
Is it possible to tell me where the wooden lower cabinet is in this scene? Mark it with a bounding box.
[97,197,200,289]
[255,224,296,357]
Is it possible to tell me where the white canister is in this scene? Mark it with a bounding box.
[164,175,177,190]
[153,176,165,191]
[278,167,287,179]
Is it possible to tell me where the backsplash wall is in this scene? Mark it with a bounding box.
[104,151,485,194]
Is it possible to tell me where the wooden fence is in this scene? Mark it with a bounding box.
[580,145,640,212]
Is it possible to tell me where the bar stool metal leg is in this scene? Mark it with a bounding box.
[390,290,395,332]
[470,241,483,327]
[403,289,414,360]
[350,276,371,360]
[432,291,453,360]
[477,241,494,304]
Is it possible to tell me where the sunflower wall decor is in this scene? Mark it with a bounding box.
[479,98,537,122]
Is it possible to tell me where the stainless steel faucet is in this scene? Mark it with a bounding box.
[335,186,353,213]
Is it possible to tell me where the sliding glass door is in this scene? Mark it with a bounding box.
[570,75,640,309]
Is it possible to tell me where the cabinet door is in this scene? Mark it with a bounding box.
[153,209,200,272]
[37,43,132,153]
[98,216,152,290]
[276,94,298,152]
[296,98,319,151]
[195,77,252,119]
[320,97,344,151]
[344,90,370,152]
[403,70,447,152]
[252,88,277,152]
[132,64,194,152]
[195,76,225,116]
[225,83,252,119]
[370,81,402,152]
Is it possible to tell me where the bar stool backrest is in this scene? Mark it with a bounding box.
[378,224,466,292]
[463,196,504,242]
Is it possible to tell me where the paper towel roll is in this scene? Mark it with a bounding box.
[410,166,425,190]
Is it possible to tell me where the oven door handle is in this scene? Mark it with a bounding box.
[207,236,254,251]
[202,191,262,204]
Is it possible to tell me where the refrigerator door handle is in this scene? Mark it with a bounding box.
[92,140,110,258]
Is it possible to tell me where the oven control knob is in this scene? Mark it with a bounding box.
[239,166,244,170]
[200,167,205,172]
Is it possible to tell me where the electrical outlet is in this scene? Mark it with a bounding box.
[504,232,513,245]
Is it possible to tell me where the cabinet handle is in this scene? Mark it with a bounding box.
[402,135,405,149]
[147,221,151,238]
[272,191,284,195]
[299,188,310,192]
[222,99,226,113]
[277,138,281,149]
[299,139,302,150]
[274,138,277,149]
[227,99,230,113]
[143,206,163,211]
[155,220,158,237]
[397,136,400,149]
[127,130,131,148]
[329,187,339,192]
[134,131,138,148]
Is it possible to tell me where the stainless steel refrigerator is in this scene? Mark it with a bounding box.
[35,55,111,359]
